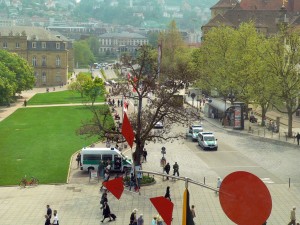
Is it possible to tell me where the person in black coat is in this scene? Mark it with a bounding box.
[164,186,171,201]
[296,133,300,145]
[100,192,108,209]
[44,215,50,225]
[101,202,112,222]
[164,163,170,180]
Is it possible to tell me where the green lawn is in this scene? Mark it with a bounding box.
[0,105,112,185]
[28,90,105,105]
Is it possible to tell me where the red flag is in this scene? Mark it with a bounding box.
[132,76,138,92]
[103,177,124,199]
[150,196,173,225]
[121,112,135,148]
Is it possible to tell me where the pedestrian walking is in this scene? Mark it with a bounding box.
[46,205,52,220]
[44,215,51,225]
[76,153,81,168]
[215,177,222,195]
[137,214,144,225]
[100,171,110,191]
[143,148,147,162]
[164,162,170,180]
[296,133,300,145]
[173,162,179,176]
[164,186,171,201]
[24,99,27,107]
[52,210,59,225]
[151,216,157,225]
[100,192,108,209]
[288,206,296,225]
[191,205,196,220]
[98,160,104,178]
[130,208,138,225]
[129,173,137,191]
[136,164,142,190]
[101,202,112,222]
[112,99,115,106]
[121,100,123,107]
[117,99,120,107]
[157,214,163,225]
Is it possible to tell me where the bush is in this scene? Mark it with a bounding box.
[123,175,155,185]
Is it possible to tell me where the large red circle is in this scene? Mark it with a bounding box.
[219,171,272,225]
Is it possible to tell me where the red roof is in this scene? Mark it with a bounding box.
[240,0,300,12]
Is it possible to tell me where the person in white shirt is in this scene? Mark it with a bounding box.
[52,210,59,225]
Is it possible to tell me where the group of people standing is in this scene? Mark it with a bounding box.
[45,205,59,225]
[163,162,179,180]
[129,208,144,225]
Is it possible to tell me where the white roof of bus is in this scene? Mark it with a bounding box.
[81,147,121,154]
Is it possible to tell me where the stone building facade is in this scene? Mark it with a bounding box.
[0,26,73,87]
[98,32,148,54]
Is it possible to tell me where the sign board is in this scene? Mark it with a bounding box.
[89,170,99,182]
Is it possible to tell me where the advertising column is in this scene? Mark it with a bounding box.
[233,102,244,130]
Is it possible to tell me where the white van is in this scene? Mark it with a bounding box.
[197,132,218,150]
[80,147,132,172]
[186,124,203,141]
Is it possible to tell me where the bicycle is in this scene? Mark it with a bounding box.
[19,176,39,187]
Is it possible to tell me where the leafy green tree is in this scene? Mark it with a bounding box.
[0,51,35,95]
[192,22,276,122]
[191,25,236,100]
[264,27,300,136]
[87,36,101,60]
[82,77,106,105]
[68,72,92,97]
[74,41,95,67]
[0,62,16,105]
[0,50,34,104]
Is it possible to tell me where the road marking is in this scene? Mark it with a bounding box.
[260,178,274,184]
[210,166,260,168]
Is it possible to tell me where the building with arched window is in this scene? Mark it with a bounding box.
[0,26,74,87]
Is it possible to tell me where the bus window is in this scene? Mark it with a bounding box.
[114,155,121,170]
[83,154,101,161]
[102,154,113,161]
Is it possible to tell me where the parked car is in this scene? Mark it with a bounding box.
[197,132,218,150]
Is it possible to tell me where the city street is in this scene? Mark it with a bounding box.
[1,67,300,224]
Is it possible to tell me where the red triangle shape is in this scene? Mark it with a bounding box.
[150,196,174,225]
[103,177,124,200]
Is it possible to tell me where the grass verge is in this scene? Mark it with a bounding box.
[0,105,111,185]
[28,90,105,105]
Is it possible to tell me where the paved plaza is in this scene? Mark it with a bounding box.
[1,70,300,224]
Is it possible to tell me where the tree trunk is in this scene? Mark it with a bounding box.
[287,110,293,137]
[261,105,267,126]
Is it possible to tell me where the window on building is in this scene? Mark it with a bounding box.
[3,42,7,48]
[32,42,36,48]
[42,42,46,49]
[32,56,37,67]
[16,42,20,48]
[42,72,46,84]
[55,73,61,82]
[42,56,47,67]
[56,56,61,67]
[56,42,60,49]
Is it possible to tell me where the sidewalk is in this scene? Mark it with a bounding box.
[1,85,300,224]
[184,94,300,147]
